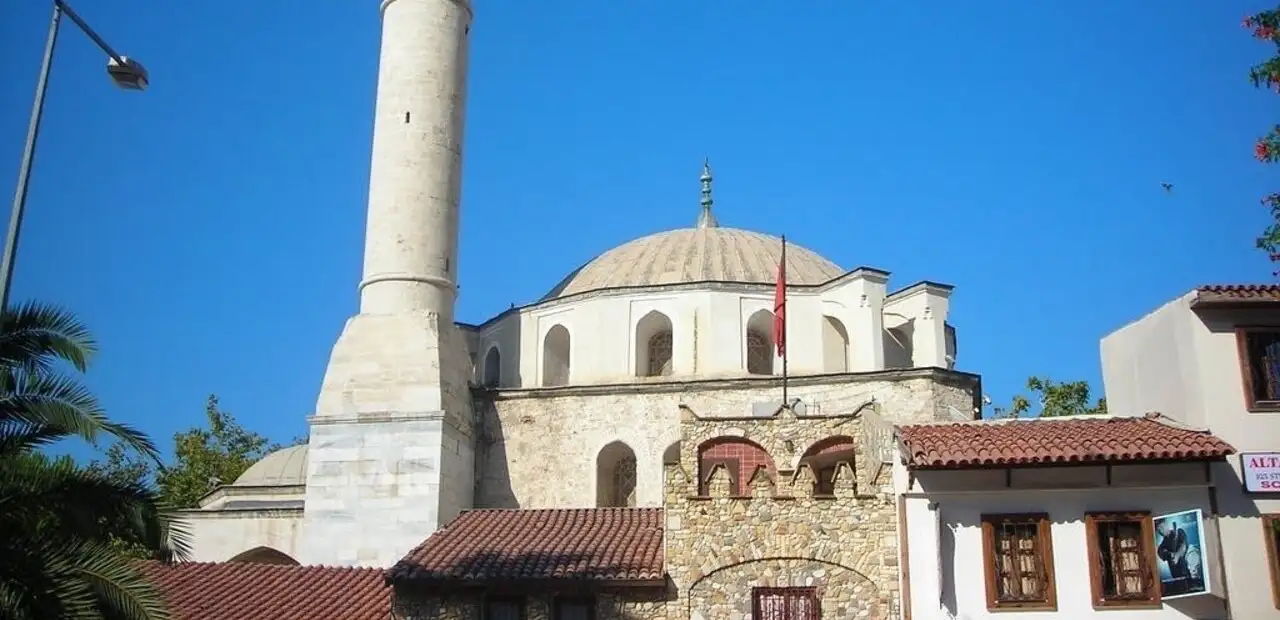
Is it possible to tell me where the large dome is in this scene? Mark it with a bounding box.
[543,226,845,300]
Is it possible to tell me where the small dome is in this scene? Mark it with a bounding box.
[233,445,308,487]
[543,227,844,300]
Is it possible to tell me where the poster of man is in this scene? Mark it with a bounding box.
[1153,509,1208,598]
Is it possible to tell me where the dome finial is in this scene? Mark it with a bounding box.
[696,158,718,229]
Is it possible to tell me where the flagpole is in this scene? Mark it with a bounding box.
[781,235,788,409]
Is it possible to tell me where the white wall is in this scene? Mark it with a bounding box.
[181,510,303,563]
[469,275,954,388]
[1100,292,1280,619]
[896,461,1228,620]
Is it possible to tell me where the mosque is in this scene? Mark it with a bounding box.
[162,0,983,618]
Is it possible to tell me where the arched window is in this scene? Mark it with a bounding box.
[635,310,674,377]
[542,325,571,387]
[798,436,856,496]
[697,437,775,495]
[745,310,775,375]
[822,315,849,373]
[884,322,914,369]
[483,347,501,388]
[597,441,637,507]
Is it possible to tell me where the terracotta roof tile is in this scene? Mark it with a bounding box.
[898,413,1235,470]
[141,561,389,620]
[1193,284,1280,305]
[387,508,665,585]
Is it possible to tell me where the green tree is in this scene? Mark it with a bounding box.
[0,302,189,620]
[154,395,279,509]
[1243,9,1280,273]
[992,376,1108,419]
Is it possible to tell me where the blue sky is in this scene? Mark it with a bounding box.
[1,1,1274,459]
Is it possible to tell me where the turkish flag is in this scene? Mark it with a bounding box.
[773,249,786,357]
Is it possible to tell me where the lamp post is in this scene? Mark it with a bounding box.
[0,0,148,319]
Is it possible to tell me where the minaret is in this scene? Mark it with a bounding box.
[695,159,718,229]
[301,0,475,568]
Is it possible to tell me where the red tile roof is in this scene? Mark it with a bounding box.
[388,508,665,585]
[1192,284,1280,306]
[141,561,389,620]
[898,413,1235,470]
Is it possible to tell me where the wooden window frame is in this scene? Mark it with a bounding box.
[1083,512,1161,610]
[483,597,525,620]
[551,597,595,620]
[1236,327,1280,413]
[750,586,820,620]
[1265,514,1280,610]
[980,513,1057,612]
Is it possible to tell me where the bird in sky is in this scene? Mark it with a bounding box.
[1161,182,1174,193]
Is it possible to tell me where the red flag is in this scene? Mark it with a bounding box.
[773,241,786,357]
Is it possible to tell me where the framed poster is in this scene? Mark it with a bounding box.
[1152,509,1210,599]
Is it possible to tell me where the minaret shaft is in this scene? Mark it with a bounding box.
[359,0,472,322]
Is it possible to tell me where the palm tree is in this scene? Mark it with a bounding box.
[0,302,190,620]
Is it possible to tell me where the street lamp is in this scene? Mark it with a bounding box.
[0,0,148,320]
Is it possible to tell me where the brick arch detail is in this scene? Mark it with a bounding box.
[696,436,775,495]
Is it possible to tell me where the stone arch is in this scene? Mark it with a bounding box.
[662,441,681,465]
[483,346,501,388]
[228,546,299,566]
[596,440,637,507]
[686,557,881,620]
[745,309,775,375]
[798,436,856,495]
[635,310,674,377]
[883,321,913,369]
[822,315,849,372]
[697,436,775,495]
[541,325,571,387]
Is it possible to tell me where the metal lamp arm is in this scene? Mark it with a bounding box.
[54,0,126,66]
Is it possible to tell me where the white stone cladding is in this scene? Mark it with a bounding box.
[301,0,474,568]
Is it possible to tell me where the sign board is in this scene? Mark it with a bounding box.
[1240,452,1280,493]
[1153,509,1211,600]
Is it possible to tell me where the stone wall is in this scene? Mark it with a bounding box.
[662,404,902,620]
[393,589,668,620]
[472,369,977,511]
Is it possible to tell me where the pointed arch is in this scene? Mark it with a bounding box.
[542,325,571,387]
[822,315,849,372]
[596,441,637,507]
[745,309,775,375]
[483,346,501,388]
[662,441,681,465]
[228,546,299,566]
[635,310,674,377]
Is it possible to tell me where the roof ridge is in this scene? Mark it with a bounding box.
[142,560,384,573]
[1142,411,1213,434]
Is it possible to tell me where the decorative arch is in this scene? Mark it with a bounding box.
[483,346,501,388]
[596,441,637,507]
[685,557,881,620]
[634,310,674,377]
[697,436,775,495]
[228,546,299,566]
[883,322,913,369]
[822,315,849,373]
[798,436,856,496]
[542,325,571,387]
[745,310,775,375]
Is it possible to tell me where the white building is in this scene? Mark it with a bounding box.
[894,414,1237,619]
[1100,284,1280,618]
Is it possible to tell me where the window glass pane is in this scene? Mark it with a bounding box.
[556,602,590,620]
[488,602,520,620]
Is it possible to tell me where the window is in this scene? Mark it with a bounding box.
[485,598,523,620]
[1084,512,1160,609]
[746,330,773,375]
[1265,515,1280,610]
[980,514,1057,611]
[552,598,594,620]
[647,331,673,376]
[1238,329,1280,411]
[751,587,819,620]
